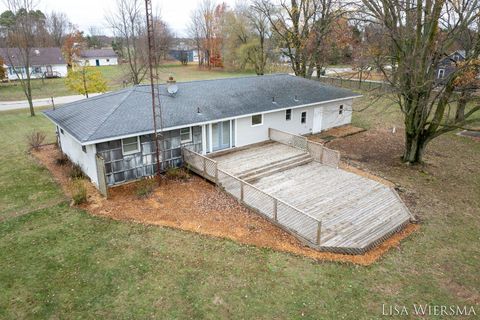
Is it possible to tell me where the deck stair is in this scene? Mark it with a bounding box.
[236,153,313,183]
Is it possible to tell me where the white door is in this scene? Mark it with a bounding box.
[312,107,323,133]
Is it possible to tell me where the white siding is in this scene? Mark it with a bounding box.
[235,99,352,148]
[58,127,99,186]
[4,63,68,80]
[79,57,118,66]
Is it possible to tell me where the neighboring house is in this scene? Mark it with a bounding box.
[169,39,198,63]
[43,74,360,189]
[436,50,466,81]
[0,47,67,80]
[77,49,118,67]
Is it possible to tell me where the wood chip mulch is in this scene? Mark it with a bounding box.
[32,144,418,266]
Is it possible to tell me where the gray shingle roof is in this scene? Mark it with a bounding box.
[43,74,361,144]
[0,47,66,66]
[80,49,117,58]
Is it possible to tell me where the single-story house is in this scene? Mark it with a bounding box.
[169,39,199,63]
[77,49,118,67]
[0,47,67,80]
[436,50,466,81]
[43,74,361,189]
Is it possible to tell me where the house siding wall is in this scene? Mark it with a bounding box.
[5,63,68,80]
[235,99,352,147]
[58,127,99,186]
[80,57,118,66]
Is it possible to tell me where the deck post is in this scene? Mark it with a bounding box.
[215,164,218,185]
[273,198,277,221]
[240,181,244,201]
[316,221,322,245]
[203,157,206,176]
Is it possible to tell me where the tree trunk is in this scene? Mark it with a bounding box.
[402,131,428,164]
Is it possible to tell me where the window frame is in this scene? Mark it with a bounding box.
[251,114,263,127]
[285,109,292,121]
[438,68,445,79]
[180,127,192,143]
[82,145,87,153]
[121,136,140,155]
[300,111,307,124]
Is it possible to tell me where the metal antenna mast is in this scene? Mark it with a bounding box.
[145,0,163,182]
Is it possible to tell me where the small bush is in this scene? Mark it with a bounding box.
[55,153,69,166]
[165,167,191,181]
[136,178,156,198]
[68,163,85,179]
[71,179,87,205]
[26,130,46,150]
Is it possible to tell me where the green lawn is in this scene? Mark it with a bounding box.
[0,64,255,101]
[0,74,479,318]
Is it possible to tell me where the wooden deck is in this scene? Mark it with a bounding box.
[211,142,412,253]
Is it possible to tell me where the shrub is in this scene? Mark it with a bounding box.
[71,179,87,205]
[55,153,69,166]
[136,178,156,198]
[26,130,46,150]
[68,163,85,179]
[165,167,191,181]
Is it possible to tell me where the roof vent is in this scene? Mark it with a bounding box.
[197,107,201,114]
[294,95,299,101]
[272,96,276,104]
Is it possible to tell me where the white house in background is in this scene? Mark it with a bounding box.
[77,49,118,67]
[0,47,67,80]
[43,74,361,189]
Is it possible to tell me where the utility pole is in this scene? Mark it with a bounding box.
[145,0,163,182]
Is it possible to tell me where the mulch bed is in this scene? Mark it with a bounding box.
[32,144,418,266]
[308,125,366,144]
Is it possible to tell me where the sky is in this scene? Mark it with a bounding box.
[0,0,238,37]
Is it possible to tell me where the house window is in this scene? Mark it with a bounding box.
[106,59,110,62]
[251,114,263,126]
[82,145,87,153]
[180,127,192,143]
[301,111,307,124]
[438,68,445,79]
[339,105,344,115]
[60,128,64,134]
[122,137,140,155]
[33,66,42,74]
[285,109,292,121]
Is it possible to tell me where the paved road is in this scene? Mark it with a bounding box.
[0,93,103,111]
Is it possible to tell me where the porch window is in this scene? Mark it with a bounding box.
[82,145,87,153]
[180,127,192,143]
[122,137,140,155]
[251,114,263,126]
[301,111,307,124]
[285,109,292,121]
[339,105,344,115]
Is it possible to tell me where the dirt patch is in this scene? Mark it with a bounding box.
[308,125,366,144]
[32,144,417,266]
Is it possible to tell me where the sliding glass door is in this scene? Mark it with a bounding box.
[211,120,231,151]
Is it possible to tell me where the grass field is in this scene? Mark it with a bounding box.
[0,71,479,318]
[0,64,255,101]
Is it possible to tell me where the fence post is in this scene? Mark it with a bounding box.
[273,198,278,221]
[203,157,206,176]
[215,164,218,185]
[316,220,322,245]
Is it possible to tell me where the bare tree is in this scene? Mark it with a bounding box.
[188,9,204,67]
[253,0,344,78]
[106,0,148,84]
[361,0,480,163]
[1,0,47,116]
[47,11,71,47]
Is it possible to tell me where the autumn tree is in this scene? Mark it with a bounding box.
[65,64,107,98]
[0,0,49,116]
[62,30,84,67]
[361,0,480,163]
[254,0,347,78]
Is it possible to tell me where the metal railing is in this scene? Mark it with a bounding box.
[182,147,322,246]
[268,128,341,168]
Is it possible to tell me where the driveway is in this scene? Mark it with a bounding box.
[0,93,104,111]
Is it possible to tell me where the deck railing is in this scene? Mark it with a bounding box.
[182,147,322,246]
[268,128,340,168]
